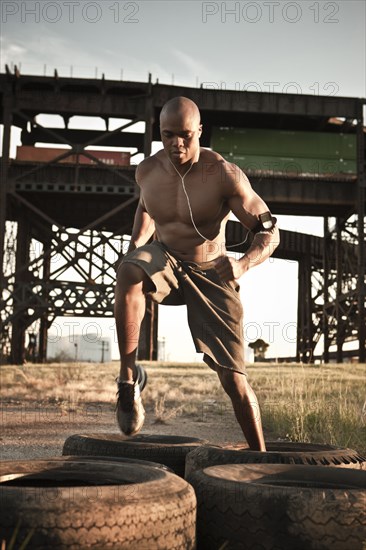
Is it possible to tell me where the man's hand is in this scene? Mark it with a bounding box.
[213,255,248,282]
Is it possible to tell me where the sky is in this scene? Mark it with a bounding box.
[1,0,365,361]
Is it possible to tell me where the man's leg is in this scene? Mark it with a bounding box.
[114,261,154,435]
[217,368,266,451]
[114,261,153,381]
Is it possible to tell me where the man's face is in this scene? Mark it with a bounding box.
[160,111,202,165]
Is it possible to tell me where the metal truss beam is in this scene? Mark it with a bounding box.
[300,215,364,363]
[21,128,144,150]
[1,72,364,363]
[7,162,360,218]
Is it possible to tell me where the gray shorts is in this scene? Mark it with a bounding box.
[118,240,246,375]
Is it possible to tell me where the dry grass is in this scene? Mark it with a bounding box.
[1,360,365,454]
[251,362,366,454]
[153,396,184,424]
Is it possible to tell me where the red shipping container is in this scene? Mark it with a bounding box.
[16,146,130,166]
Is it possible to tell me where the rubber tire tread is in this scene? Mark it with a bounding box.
[185,441,366,477]
[187,463,366,550]
[63,433,207,477]
[0,458,196,549]
[50,454,173,472]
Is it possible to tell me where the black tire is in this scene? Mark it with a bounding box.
[185,441,366,477]
[55,454,174,472]
[187,463,366,550]
[0,458,196,549]
[63,433,207,477]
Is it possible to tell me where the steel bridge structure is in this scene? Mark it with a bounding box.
[0,69,365,364]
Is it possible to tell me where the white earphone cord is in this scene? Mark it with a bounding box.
[168,157,250,248]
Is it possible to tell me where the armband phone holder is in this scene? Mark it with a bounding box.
[259,212,276,230]
[252,211,277,233]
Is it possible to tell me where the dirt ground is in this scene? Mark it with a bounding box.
[0,401,257,461]
[1,362,278,461]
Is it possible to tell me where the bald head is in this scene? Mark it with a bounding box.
[160,97,201,126]
[159,97,202,166]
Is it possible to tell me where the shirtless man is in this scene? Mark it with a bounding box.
[114,96,279,451]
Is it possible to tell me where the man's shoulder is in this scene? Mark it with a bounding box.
[135,152,163,181]
[200,148,246,181]
[200,147,225,163]
[138,152,162,170]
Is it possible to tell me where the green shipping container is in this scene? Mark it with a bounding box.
[211,128,356,175]
[227,154,356,175]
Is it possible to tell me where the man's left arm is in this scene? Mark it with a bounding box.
[215,164,280,281]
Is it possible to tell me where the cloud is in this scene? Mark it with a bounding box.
[1,39,27,59]
[171,49,207,78]
[2,29,120,78]
[2,29,162,82]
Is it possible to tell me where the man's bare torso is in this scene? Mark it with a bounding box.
[137,148,231,263]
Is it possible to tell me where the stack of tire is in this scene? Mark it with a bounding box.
[0,434,206,549]
[184,441,366,549]
[1,435,365,549]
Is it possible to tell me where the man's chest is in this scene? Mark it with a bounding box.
[141,174,224,225]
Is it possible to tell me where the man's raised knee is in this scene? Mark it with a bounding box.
[116,262,153,293]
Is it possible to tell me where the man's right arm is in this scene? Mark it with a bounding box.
[127,199,155,253]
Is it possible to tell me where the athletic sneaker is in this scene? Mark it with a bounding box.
[115,365,147,436]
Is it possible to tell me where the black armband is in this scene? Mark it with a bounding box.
[251,211,277,234]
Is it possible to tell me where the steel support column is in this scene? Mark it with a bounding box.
[335,218,344,363]
[297,254,313,362]
[356,103,365,363]
[323,217,330,363]
[143,74,154,158]
[0,94,12,363]
[38,240,51,363]
[305,253,313,362]
[296,266,303,362]
[138,299,158,361]
[0,94,12,293]
[139,73,158,360]
[10,208,31,364]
